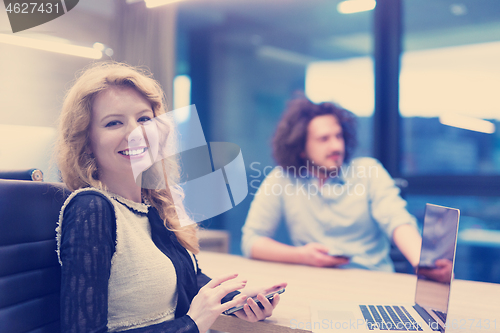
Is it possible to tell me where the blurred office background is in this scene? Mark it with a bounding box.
[1,0,499,283]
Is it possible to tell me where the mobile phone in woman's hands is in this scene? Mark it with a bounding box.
[223,286,285,315]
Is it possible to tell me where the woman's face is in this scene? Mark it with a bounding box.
[89,86,155,187]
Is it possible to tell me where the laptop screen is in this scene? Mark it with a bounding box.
[414,203,460,315]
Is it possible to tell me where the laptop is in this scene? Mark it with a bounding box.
[310,203,460,332]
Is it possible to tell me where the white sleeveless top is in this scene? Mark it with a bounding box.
[57,188,183,332]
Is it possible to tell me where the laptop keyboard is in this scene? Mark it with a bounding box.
[360,305,423,331]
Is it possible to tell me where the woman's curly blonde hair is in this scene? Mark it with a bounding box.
[55,61,199,253]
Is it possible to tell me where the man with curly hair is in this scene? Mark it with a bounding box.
[241,97,422,272]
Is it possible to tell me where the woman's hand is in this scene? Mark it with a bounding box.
[233,282,287,322]
[187,273,248,333]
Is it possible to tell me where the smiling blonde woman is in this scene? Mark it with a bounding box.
[55,62,285,333]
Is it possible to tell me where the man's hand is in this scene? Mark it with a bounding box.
[417,259,453,283]
[298,243,349,267]
[249,237,349,266]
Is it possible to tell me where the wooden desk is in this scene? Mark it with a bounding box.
[197,251,500,333]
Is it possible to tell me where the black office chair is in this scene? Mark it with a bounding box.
[0,179,70,333]
[0,169,44,182]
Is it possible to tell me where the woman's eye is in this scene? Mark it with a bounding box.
[105,120,121,127]
[138,116,152,123]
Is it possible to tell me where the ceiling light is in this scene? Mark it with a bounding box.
[173,75,192,120]
[93,42,105,51]
[0,34,102,59]
[145,0,184,8]
[450,4,467,16]
[439,113,495,134]
[337,0,376,14]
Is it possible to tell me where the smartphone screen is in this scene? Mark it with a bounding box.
[223,287,285,315]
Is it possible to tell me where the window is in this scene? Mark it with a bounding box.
[401,0,500,283]
[401,0,500,175]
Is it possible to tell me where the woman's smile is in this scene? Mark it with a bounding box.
[118,147,148,159]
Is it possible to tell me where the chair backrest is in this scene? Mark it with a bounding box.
[0,169,44,182]
[0,179,70,333]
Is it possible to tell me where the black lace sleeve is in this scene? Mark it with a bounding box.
[59,192,199,333]
[195,255,211,288]
[59,193,115,333]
